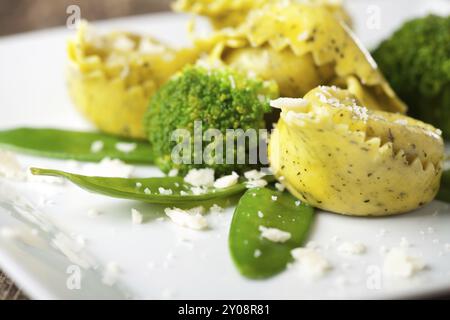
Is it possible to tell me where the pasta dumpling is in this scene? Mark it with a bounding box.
[269,86,444,216]
[212,1,406,113]
[173,0,352,29]
[66,22,214,138]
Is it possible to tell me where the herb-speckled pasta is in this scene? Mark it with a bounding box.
[269,86,444,216]
[211,2,406,113]
[173,0,352,29]
[66,22,214,138]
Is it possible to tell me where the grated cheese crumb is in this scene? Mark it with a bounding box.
[244,169,266,181]
[191,186,207,195]
[259,226,291,243]
[158,187,173,195]
[90,140,104,153]
[115,142,137,153]
[383,247,426,278]
[337,241,366,255]
[184,168,215,187]
[164,207,208,230]
[246,179,268,189]
[270,97,308,110]
[297,30,310,41]
[214,172,239,189]
[291,248,331,278]
[131,208,143,224]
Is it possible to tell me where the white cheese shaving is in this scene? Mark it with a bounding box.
[259,226,291,243]
[246,179,268,189]
[90,140,104,153]
[213,172,239,189]
[257,211,264,218]
[254,249,262,258]
[383,247,426,278]
[164,207,208,230]
[158,187,173,195]
[275,183,285,192]
[337,241,366,255]
[184,168,215,187]
[270,97,308,110]
[291,248,331,278]
[102,261,121,286]
[115,142,137,153]
[244,169,266,181]
[168,169,179,177]
[190,186,207,195]
[297,31,310,41]
[131,208,143,224]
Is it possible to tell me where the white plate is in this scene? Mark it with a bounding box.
[0,0,450,300]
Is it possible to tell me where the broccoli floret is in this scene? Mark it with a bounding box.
[372,15,450,138]
[144,65,278,176]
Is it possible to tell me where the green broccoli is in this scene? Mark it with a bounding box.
[144,65,278,176]
[372,15,450,139]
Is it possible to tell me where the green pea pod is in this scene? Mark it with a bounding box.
[437,169,450,203]
[30,168,255,205]
[0,128,153,164]
[229,187,314,279]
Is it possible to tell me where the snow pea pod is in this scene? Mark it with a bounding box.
[30,168,255,205]
[0,128,153,164]
[229,187,314,279]
[437,169,450,203]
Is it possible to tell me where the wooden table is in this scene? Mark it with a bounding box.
[0,272,27,300]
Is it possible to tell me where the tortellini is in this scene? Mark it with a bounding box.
[173,0,352,29]
[269,86,444,216]
[211,1,406,113]
[66,21,213,138]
